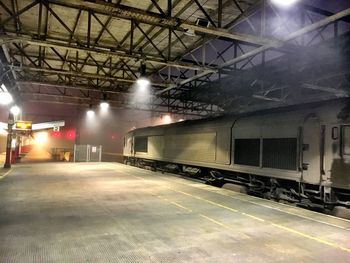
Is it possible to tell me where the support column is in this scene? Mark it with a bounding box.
[4,113,14,168]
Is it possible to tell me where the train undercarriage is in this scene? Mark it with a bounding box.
[124,157,350,211]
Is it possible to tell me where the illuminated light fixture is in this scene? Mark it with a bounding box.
[178,119,184,122]
[10,105,20,116]
[100,101,109,110]
[136,78,150,90]
[270,0,299,7]
[0,84,13,105]
[163,114,172,124]
[87,104,95,118]
[136,62,150,90]
[100,93,109,110]
[34,132,48,145]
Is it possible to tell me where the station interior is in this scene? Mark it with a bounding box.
[0,0,350,262]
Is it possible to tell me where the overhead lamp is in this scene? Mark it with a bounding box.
[270,0,299,7]
[136,78,150,90]
[0,84,13,105]
[100,101,109,110]
[87,104,95,118]
[163,114,172,124]
[100,93,109,110]
[10,105,20,116]
[136,62,150,90]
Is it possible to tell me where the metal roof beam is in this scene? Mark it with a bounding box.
[0,35,214,72]
[157,7,350,93]
[45,0,279,46]
[8,64,174,88]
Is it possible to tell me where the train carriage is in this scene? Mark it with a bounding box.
[124,99,350,209]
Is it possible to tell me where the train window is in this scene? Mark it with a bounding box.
[263,138,297,170]
[332,127,339,140]
[342,126,350,155]
[134,136,148,153]
[234,139,260,166]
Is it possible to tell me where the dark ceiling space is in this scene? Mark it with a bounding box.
[0,0,350,117]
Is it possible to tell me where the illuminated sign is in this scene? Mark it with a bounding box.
[15,121,32,130]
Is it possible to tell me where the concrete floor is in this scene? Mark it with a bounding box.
[0,163,349,262]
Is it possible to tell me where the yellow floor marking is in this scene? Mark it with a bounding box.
[199,214,250,238]
[157,193,250,238]
[109,163,350,253]
[272,223,350,253]
[0,169,12,180]
[241,212,265,222]
[136,165,350,230]
[170,201,193,212]
[169,188,239,213]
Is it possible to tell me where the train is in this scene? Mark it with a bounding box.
[123,99,350,210]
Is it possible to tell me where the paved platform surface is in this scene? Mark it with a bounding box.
[0,162,349,262]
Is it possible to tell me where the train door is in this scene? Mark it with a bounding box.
[302,115,321,184]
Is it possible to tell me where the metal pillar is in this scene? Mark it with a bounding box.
[4,113,14,168]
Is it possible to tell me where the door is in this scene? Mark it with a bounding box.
[302,115,321,184]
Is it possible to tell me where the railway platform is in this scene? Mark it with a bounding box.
[0,162,349,262]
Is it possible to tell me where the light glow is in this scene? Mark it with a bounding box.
[0,129,8,136]
[100,101,109,110]
[87,109,95,118]
[270,0,299,7]
[0,92,13,105]
[10,105,20,116]
[163,114,172,124]
[136,78,150,90]
[34,132,48,145]
[1,84,8,92]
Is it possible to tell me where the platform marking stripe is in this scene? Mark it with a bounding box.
[156,195,193,213]
[0,169,12,180]
[114,164,350,228]
[201,189,350,230]
[272,223,350,253]
[169,186,350,253]
[157,194,250,238]
[110,164,350,252]
[169,188,238,212]
[241,212,265,222]
[199,214,250,238]
[139,166,350,230]
[170,201,193,212]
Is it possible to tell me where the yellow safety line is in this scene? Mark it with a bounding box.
[272,223,350,253]
[0,169,12,180]
[198,214,250,239]
[169,188,239,213]
[170,201,193,213]
[125,163,350,229]
[109,163,350,253]
[241,212,265,222]
[157,194,250,238]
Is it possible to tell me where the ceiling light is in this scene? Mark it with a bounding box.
[100,101,109,110]
[1,84,8,92]
[10,105,20,116]
[163,114,172,124]
[0,92,13,105]
[87,104,95,118]
[270,0,299,7]
[87,109,95,118]
[136,78,150,90]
